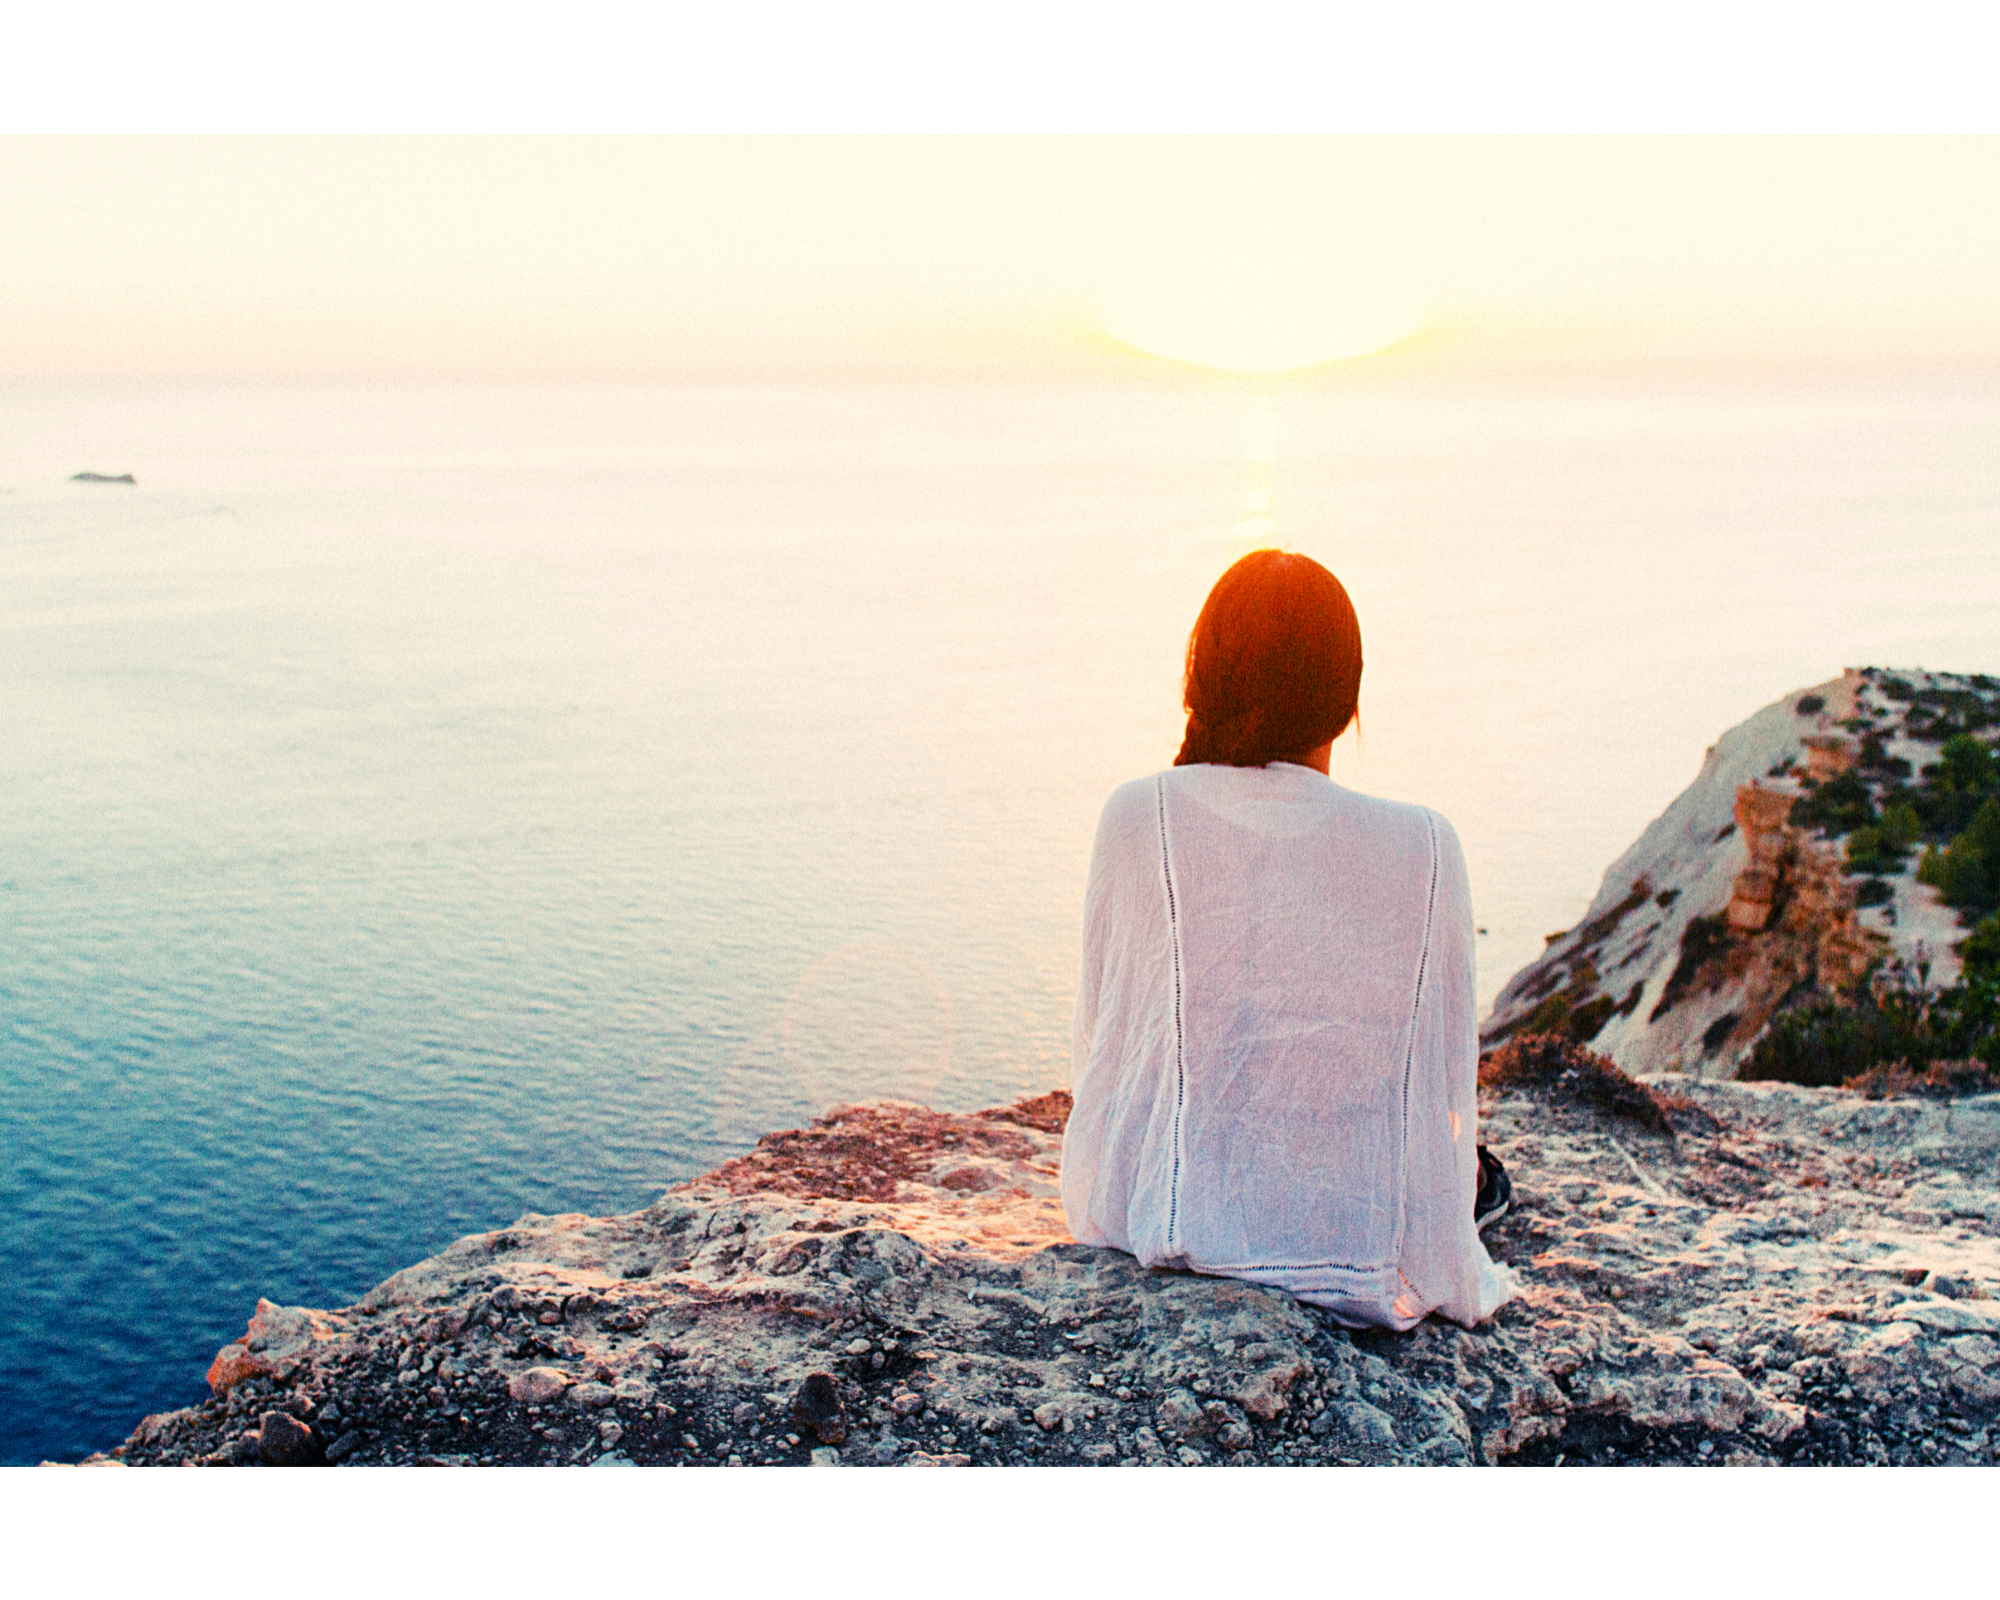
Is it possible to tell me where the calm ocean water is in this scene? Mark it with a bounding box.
[5,371,1998,1464]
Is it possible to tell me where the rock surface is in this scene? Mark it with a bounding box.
[97,1073,2000,1468]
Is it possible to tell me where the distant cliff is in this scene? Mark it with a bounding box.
[1484,669,1996,1080]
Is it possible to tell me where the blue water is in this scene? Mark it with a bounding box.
[5,371,1998,1464]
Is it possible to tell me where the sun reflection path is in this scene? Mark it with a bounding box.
[1234,396,1279,542]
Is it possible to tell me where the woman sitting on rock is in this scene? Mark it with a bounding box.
[1062,549,1514,1329]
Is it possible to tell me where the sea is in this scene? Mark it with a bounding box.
[4,368,1998,1465]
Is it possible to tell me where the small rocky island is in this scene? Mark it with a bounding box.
[82,670,2000,1468]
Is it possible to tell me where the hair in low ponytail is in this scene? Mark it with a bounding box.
[1173,550,1363,768]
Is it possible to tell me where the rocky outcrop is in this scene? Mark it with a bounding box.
[1801,733,1858,783]
[91,1070,2000,1469]
[204,1299,355,1393]
[1725,781,1811,933]
[1486,669,1991,1078]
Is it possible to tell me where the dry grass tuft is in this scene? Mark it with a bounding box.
[1847,1058,2000,1100]
[1479,1033,1679,1137]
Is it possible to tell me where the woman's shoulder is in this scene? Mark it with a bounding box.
[1332,789,1467,877]
[1152,763,1458,831]
[1094,773,1167,839]
[1333,785,1460,840]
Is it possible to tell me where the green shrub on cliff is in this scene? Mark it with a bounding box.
[1740,971,2000,1087]
[1842,797,1916,874]
[1791,770,1875,836]
[1845,825,1905,875]
[1858,734,1912,779]
[1917,798,2000,916]
[1908,693,1997,742]
[1881,802,1921,850]
[1962,911,2000,980]
[1915,736,2000,836]
[1739,996,1916,1088]
[1937,733,1998,793]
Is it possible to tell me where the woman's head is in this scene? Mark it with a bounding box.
[1173,549,1363,768]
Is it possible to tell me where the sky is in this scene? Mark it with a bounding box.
[4,137,1999,379]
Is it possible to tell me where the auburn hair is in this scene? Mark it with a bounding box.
[1173,549,1363,768]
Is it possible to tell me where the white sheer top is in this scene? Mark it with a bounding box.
[1062,762,1514,1329]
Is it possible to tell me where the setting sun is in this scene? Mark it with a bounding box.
[1100,257,1425,374]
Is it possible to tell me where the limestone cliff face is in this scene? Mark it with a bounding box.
[1483,669,1985,1080]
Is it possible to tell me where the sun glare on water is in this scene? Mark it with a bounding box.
[1101,256,1424,376]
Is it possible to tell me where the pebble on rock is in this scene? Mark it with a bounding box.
[508,1367,571,1404]
[257,1411,322,1467]
[1335,1401,1398,1447]
[792,1372,849,1445]
[325,1432,363,1464]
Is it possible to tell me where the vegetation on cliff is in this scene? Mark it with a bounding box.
[1748,712,2000,1091]
[1739,974,2000,1090]
[1485,668,2000,1089]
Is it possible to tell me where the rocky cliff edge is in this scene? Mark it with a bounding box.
[89,1055,2000,1469]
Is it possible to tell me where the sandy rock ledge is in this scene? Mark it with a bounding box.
[96,1077,2000,1468]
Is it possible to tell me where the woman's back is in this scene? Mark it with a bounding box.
[1062,761,1512,1328]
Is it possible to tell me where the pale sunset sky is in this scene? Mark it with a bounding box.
[5,137,1997,380]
